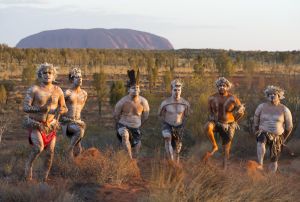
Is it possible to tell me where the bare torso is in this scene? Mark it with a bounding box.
[114,95,149,128]
[24,84,67,123]
[254,102,293,135]
[159,97,190,126]
[208,93,241,123]
[64,89,87,120]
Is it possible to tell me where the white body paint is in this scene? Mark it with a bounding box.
[114,85,149,159]
[254,101,293,172]
[254,103,292,135]
[158,82,190,162]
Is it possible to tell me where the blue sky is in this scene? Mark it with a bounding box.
[0,0,299,50]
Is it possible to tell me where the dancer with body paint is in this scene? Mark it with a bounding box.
[254,85,293,172]
[114,69,150,159]
[204,77,245,169]
[158,79,190,163]
[61,68,88,159]
[23,63,67,181]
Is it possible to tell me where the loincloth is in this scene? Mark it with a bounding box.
[23,116,57,148]
[61,116,86,137]
[116,123,141,147]
[256,131,283,162]
[162,122,184,148]
[214,122,238,145]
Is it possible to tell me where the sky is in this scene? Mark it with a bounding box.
[0,0,299,51]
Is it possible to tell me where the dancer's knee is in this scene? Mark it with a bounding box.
[162,130,171,141]
[205,122,215,133]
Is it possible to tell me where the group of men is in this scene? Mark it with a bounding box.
[23,63,87,181]
[204,78,292,172]
[23,63,293,181]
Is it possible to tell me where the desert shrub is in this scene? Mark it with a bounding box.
[0,180,81,202]
[93,72,108,116]
[0,84,7,104]
[183,75,214,140]
[0,80,16,92]
[109,80,126,107]
[0,113,10,143]
[22,65,36,85]
[162,70,173,94]
[52,147,140,185]
[146,157,299,202]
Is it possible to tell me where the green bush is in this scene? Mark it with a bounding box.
[0,85,7,104]
[110,81,126,107]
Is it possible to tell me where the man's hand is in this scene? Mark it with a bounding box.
[283,129,292,143]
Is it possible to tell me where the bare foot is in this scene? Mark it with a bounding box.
[202,145,218,163]
[202,151,213,163]
[211,145,218,155]
[256,165,263,171]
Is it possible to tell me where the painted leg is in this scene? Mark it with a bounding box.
[25,130,43,181]
[222,141,232,170]
[134,141,141,159]
[164,138,174,161]
[43,137,56,181]
[162,130,174,161]
[269,161,278,173]
[67,124,84,159]
[25,147,43,181]
[74,142,83,157]
[175,141,182,164]
[122,130,132,159]
[257,142,266,170]
[205,122,218,155]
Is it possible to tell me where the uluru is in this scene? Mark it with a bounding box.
[16,28,174,50]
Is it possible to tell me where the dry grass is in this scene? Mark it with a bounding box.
[146,155,300,202]
[52,147,140,185]
[0,136,299,202]
[0,180,81,202]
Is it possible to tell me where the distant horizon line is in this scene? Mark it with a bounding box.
[1,45,298,52]
[1,27,299,52]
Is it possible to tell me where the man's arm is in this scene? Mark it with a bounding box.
[283,106,293,141]
[64,89,71,102]
[253,104,263,133]
[57,89,68,117]
[234,97,245,122]
[141,98,150,125]
[83,90,88,106]
[184,100,191,117]
[114,99,123,123]
[23,86,48,113]
[158,101,167,122]
[207,96,216,122]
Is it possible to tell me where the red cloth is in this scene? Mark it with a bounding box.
[28,130,56,149]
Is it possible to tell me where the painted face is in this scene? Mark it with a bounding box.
[73,74,82,87]
[128,85,140,97]
[217,83,228,95]
[268,93,280,104]
[41,68,55,84]
[172,86,182,100]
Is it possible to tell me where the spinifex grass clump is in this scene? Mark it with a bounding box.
[147,155,299,202]
[0,180,81,202]
[52,147,140,184]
